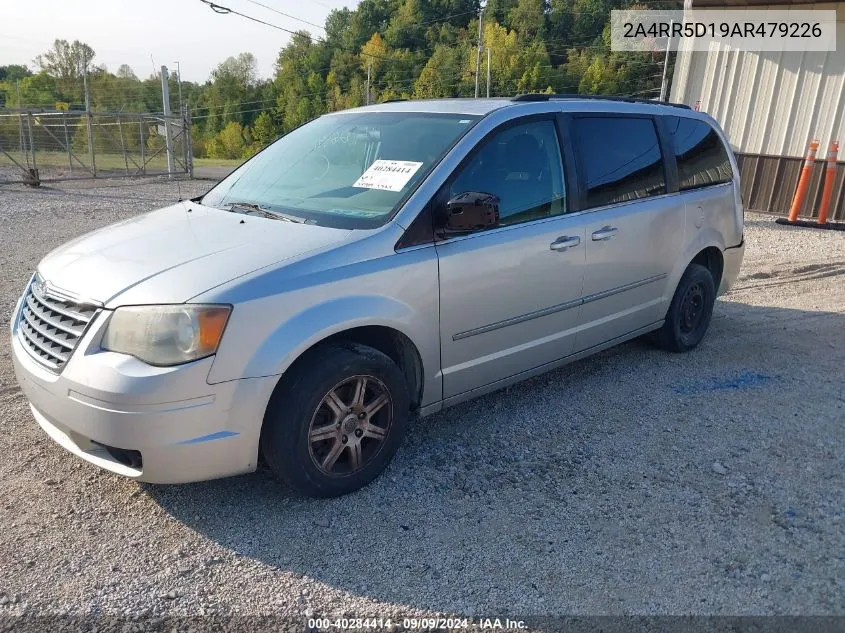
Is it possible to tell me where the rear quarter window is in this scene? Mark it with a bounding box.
[666,116,734,191]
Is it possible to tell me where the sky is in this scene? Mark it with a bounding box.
[0,0,360,83]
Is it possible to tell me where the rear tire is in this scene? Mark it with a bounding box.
[260,342,409,498]
[652,263,716,353]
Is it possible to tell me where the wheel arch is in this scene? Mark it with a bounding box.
[278,325,425,412]
[243,295,430,416]
[690,245,724,291]
[665,231,727,306]
[257,323,425,472]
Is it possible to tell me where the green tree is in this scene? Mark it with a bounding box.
[471,21,552,96]
[324,8,354,48]
[212,53,258,90]
[116,64,137,81]
[274,32,330,131]
[342,0,400,51]
[18,72,62,108]
[485,0,519,28]
[250,111,278,151]
[415,44,468,97]
[198,52,268,139]
[361,32,389,79]
[34,39,97,100]
[208,121,251,159]
[0,64,32,82]
[508,0,546,40]
[384,0,426,50]
[2,0,674,160]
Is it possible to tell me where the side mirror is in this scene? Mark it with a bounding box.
[443,191,500,234]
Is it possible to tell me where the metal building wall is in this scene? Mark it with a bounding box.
[670,3,845,219]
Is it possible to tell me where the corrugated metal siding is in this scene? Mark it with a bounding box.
[671,3,845,216]
[736,154,845,219]
[671,4,845,158]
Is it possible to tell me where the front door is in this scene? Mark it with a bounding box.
[434,117,588,398]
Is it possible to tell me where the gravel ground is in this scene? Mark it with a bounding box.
[0,179,843,622]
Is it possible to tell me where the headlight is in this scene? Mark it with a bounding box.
[102,305,231,366]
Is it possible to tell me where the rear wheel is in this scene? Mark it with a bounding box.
[260,342,409,498]
[652,263,716,353]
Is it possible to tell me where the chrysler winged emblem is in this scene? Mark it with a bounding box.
[31,275,47,299]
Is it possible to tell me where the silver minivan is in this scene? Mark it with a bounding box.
[11,96,744,497]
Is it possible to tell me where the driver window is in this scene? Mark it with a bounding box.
[450,119,566,228]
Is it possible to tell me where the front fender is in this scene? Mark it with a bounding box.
[207,291,442,408]
[244,295,423,378]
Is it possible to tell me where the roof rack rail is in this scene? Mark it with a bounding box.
[512,93,691,110]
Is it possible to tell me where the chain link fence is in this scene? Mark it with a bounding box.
[0,109,193,185]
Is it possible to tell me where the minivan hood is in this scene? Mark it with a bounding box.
[38,202,352,306]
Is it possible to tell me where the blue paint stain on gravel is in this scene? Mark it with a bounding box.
[673,371,775,394]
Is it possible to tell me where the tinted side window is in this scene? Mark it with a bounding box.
[449,119,566,227]
[571,116,666,209]
[666,116,733,191]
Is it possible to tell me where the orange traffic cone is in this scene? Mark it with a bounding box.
[788,139,819,222]
[816,140,839,226]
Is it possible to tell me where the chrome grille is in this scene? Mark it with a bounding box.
[17,280,98,372]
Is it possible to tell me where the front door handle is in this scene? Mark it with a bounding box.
[550,235,581,251]
[591,226,619,241]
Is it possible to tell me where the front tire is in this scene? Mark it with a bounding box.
[260,342,409,498]
[652,263,716,353]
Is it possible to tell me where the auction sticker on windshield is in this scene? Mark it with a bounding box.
[353,160,423,192]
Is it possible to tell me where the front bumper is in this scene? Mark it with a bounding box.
[10,300,278,484]
[719,238,745,296]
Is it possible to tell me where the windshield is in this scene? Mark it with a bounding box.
[201,111,480,229]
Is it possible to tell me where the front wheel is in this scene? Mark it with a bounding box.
[652,263,716,353]
[260,342,409,498]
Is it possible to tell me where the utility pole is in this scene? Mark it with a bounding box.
[84,69,96,176]
[366,60,371,105]
[486,47,491,98]
[474,6,484,98]
[83,71,90,111]
[174,61,184,115]
[659,20,674,102]
[161,65,176,176]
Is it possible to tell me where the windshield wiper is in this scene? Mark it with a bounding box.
[224,201,307,224]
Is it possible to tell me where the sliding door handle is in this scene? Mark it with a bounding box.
[550,235,581,251]
[591,226,619,241]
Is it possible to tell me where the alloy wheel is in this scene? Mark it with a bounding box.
[307,375,393,475]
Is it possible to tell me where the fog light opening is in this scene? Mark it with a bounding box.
[92,442,143,469]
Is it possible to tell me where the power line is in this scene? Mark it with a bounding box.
[241,0,326,29]
[199,0,300,35]
[417,10,478,26]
